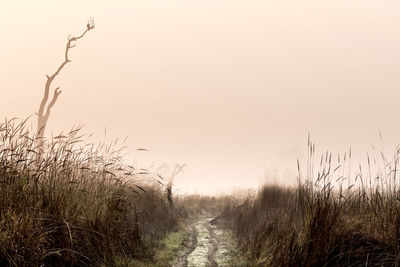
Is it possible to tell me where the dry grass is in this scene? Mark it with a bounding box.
[222,139,400,266]
[10,113,400,266]
[0,118,181,266]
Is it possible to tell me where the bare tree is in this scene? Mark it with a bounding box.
[166,164,187,208]
[36,18,95,139]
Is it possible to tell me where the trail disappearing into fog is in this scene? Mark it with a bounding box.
[175,217,240,267]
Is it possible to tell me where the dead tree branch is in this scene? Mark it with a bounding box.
[167,164,187,208]
[36,18,95,139]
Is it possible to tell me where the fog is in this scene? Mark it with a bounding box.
[2,1,400,193]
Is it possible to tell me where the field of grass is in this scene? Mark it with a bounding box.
[5,116,400,266]
[0,119,191,266]
[221,139,400,266]
[0,118,237,266]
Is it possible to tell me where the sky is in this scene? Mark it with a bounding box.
[2,1,400,194]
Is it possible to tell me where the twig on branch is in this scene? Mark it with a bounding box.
[36,18,95,139]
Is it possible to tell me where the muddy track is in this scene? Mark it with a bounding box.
[206,219,219,267]
[174,225,198,267]
[174,217,237,267]
[173,216,243,267]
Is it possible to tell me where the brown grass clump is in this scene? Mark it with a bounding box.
[222,139,400,266]
[0,118,179,266]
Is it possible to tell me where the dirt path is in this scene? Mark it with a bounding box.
[205,218,218,267]
[174,217,243,267]
[174,225,198,267]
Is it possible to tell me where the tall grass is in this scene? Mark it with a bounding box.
[223,138,400,266]
[0,118,179,266]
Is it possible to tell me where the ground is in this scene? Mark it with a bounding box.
[126,215,248,267]
[172,217,247,267]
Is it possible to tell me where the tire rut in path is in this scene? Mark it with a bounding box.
[205,218,219,267]
[175,217,239,267]
[181,217,244,267]
[183,218,221,267]
[174,225,198,267]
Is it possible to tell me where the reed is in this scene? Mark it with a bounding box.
[223,138,400,266]
[0,118,179,266]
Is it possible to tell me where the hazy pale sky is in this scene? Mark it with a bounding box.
[2,1,400,193]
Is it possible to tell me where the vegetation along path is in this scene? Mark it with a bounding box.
[174,217,243,267]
